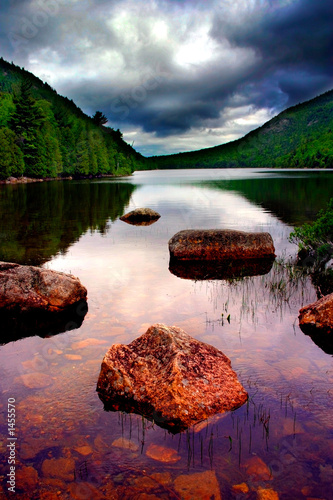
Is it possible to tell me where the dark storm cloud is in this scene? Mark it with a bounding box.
[69,53,256,137]
[0,0,332,154]
[211,0,333,106]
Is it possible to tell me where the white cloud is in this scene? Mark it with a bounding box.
[122,103,275,156]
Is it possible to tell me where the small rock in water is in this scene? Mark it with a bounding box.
[41,457,75,482]
[65,354,82,360]
[150,472,172,485]
[16,466,38,491]
[132,476,156,490]
[145,443,181,463]
[74,445,93,456]
[19,372,53,389]
[232,483,250,494]
[112,437,139,452]
[174,470,222,500]
[120,208,161,225]
[243,456,272,481]
[71,338,107,349]
[69,482,106,500]
[256,486,279,500]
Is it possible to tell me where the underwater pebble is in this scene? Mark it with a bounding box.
[71,338,107,349]
[232,482,250,494]
[145,443,181,463]
[257,487,279,500]
[16,466,38,491]
[69,482,107,499]
[174,470,221,500]
[74,445,93,456]
[41,457,75,482]
[112,437,139,452]
[150,472,172,485]
[243,456,272,481]
[19,372,53,389]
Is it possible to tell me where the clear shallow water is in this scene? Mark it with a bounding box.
[0,168,332,499]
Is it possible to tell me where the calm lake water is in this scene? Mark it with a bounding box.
[0,168,332,499]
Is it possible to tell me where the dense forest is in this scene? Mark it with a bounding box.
[148,89,333,170]
[0,58,147,179]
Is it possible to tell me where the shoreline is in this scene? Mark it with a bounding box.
[0,173,131,185]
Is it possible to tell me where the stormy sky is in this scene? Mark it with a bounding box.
[1,0,332,156]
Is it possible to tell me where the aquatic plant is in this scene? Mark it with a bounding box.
[289,198,333,268]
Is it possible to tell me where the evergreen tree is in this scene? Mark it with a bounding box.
[59,127,76,175]
[0,93,15,127]
[9,79,40,173]
[0,127,25,178]
[92,111,108,126]
[75,130,90,175]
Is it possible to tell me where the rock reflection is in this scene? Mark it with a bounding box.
[169,257,275,281]
[298,326,333,355]
[120,218,159,226]
[0,299,88,345]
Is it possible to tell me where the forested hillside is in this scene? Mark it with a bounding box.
[0,58,147,179]
[149,89,333,169]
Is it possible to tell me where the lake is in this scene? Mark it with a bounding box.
[0,168,332,499]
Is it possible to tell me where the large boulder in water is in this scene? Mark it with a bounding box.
[120,208,161,225]
[299,293,333,354]
[0,262,87,313]
[169,229,275,261]
[97,323,248,431]
[0,262,88,343]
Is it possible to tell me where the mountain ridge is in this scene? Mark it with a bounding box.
[1,56,332,176]
[148,88,333,169]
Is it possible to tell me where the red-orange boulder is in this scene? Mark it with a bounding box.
[169,229,275,261]
[97,324,248,431]
[299,293,333,354]
[0,262,87,313]
[299,293,333,334]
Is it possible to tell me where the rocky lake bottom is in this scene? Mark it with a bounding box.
[0,168,332,499]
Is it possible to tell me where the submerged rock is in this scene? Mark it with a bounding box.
[169,257,274,280]
[120,208,161,225]
[174,470,222,500]
[299,293,333,354]
[0,262,87,343]
[97,323,248,431]
[169,229,275,261]
[256,487,279,500]
[243,456,273,481]
[146,443,181,463]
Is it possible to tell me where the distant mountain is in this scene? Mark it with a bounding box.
[0,57,147,179]
[149,89,333,169]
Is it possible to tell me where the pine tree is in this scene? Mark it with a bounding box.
[0,127,25,178]
[9,79,40,173]
[92,111,108,126]
[75,130,90,175]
